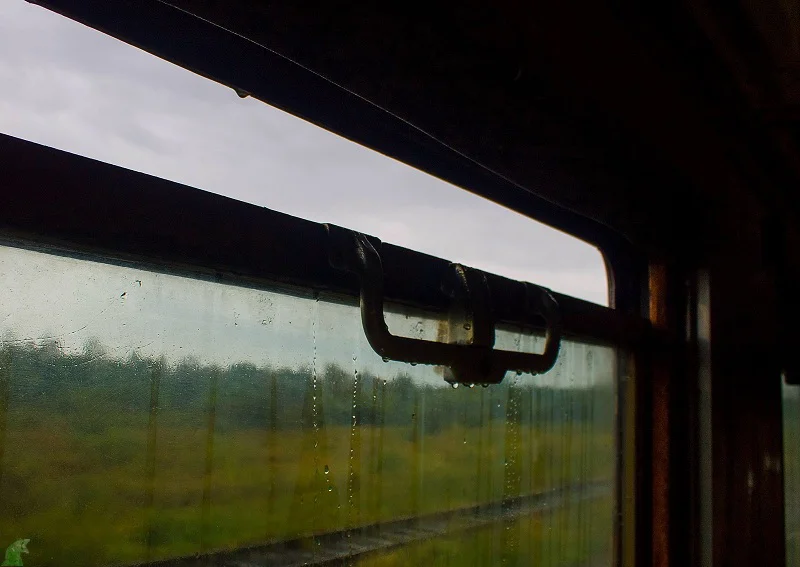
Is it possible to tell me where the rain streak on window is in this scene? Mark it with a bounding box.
[0,2,617,566]
[0,245,617,566]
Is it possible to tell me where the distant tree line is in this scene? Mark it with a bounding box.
[0,340,615,434]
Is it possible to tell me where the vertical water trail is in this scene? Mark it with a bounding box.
[0,348,12,519]
[144,361,161,562]
[200,368,219,551]
[311,294,319,556]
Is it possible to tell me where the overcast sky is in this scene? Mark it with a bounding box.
[0,1,607,306]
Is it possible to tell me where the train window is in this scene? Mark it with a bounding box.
[0,243,618,566]
[0,1,640,566]
[783,379,799,565]
[0,0,607,306]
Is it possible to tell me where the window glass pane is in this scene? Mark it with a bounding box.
[784,380,800,565]
[0,243,617,566]
[0,1,608,306]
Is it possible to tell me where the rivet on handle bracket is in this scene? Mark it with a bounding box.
[325,224,562,385]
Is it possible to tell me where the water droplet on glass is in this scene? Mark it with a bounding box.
[468,383,475,389]
[328,486,333,492]
[353,355,357,361]
[463,322,471,331]
[382,356,390,363]
[482,383,490,388]
[324,465,330,475]
[410,362,417,367]
[463,438,467,445]
[451,382,459,389]
[516,370,523,376]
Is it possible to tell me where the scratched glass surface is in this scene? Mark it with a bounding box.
[783,380,800,566]
[0,244,617,567]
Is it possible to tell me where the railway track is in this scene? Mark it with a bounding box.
[134,481,611,567]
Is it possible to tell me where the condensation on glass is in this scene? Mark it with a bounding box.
[0,244,618,567]
[783,379,800,566]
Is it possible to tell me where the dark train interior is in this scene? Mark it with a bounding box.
[1,1,799,566]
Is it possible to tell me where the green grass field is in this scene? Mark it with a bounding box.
[0,420,614,566]
[355,496,614,567]
[0,345,616,567]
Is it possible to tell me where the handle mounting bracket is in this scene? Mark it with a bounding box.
[326,224,561,385]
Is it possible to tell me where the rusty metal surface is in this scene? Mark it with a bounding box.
[642,262,698,567]
[649,264,672,567]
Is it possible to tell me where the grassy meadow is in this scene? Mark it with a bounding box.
[0,343,616,566]
[354,496,615,567]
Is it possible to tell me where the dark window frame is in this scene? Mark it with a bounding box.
[0,130,651,567]
[29,0,647,317]
[0,133,648,348]
[2,2,658,565]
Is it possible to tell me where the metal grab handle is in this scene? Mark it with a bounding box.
[325,224,562,384]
